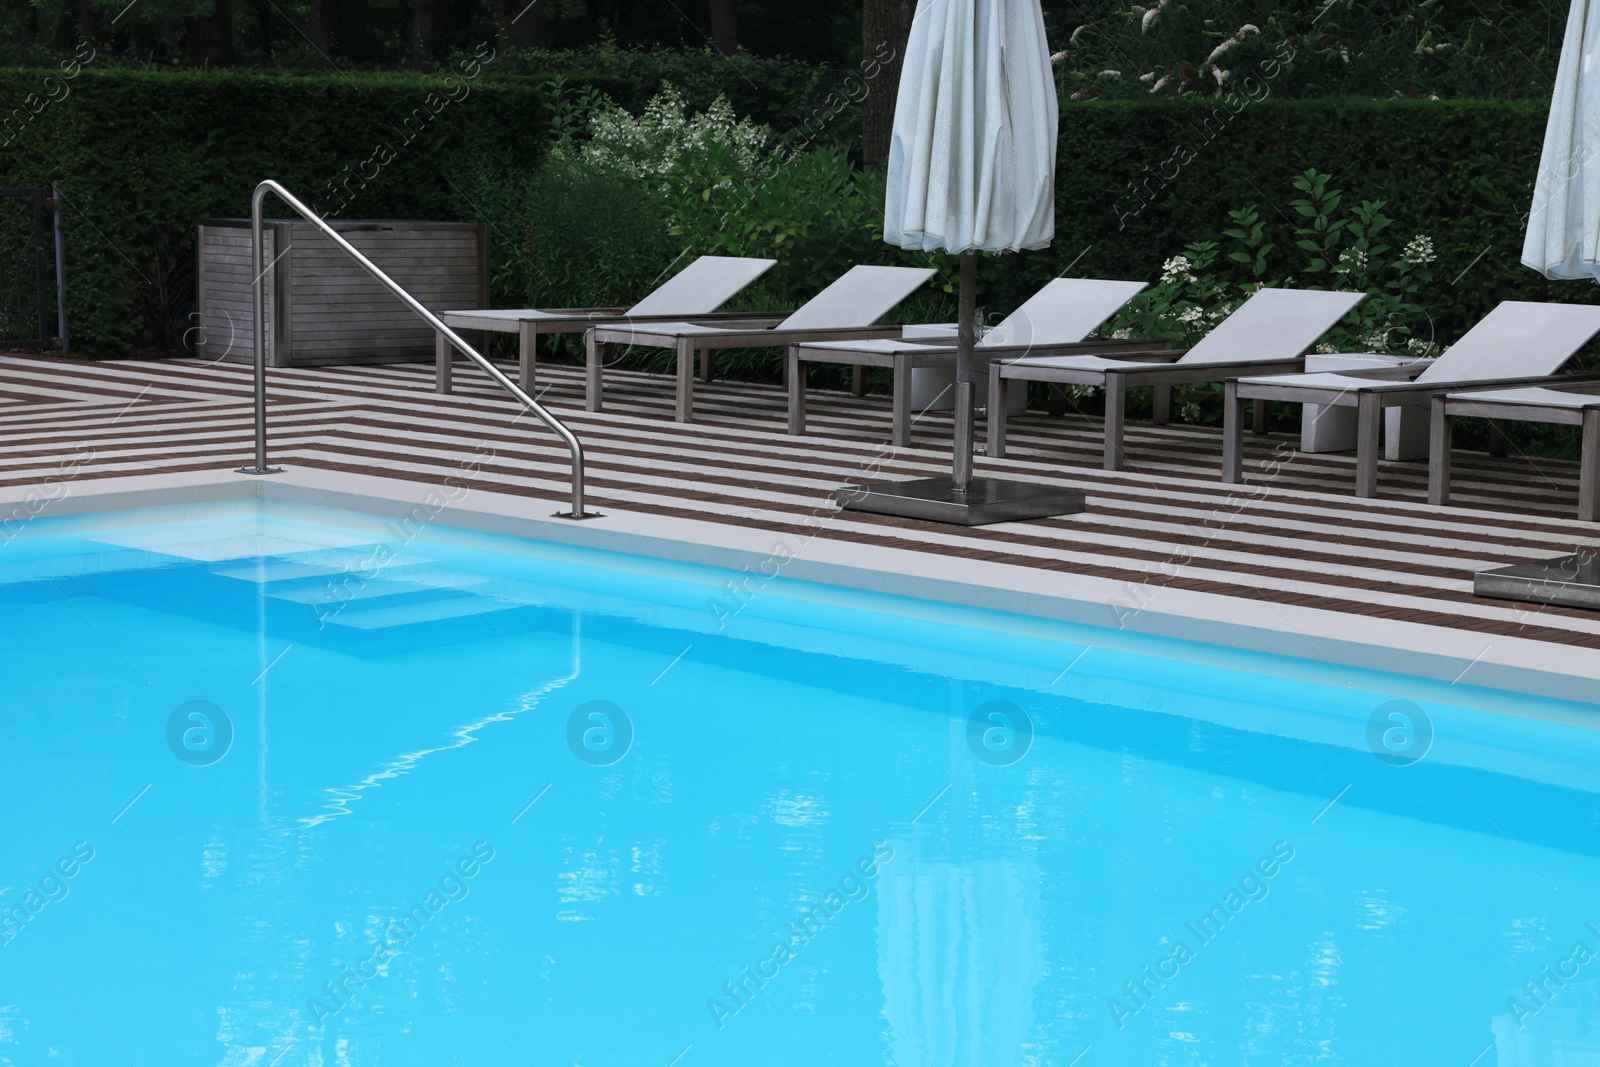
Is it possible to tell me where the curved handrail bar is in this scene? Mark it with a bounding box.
[241,179,591,518]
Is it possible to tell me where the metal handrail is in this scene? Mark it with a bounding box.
[239,179,592,518]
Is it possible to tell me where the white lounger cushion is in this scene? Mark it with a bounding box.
[625,255,778,316]
[602,319,788,338]
[601,265,936,340]
[1004,286,1364,372]
[1232,370,1406,391]
[1239,300,1600,391]
[1413,301,1600,383]
[797,336,960,357]
[1180,287,1365,364]
[776,265,936,331]
[979,277,1147,347]
[1444,386,1600,408]
[996,353,1168,372]
[799,276,1146,357]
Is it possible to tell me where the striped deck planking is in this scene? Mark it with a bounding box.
[2,350,1598,652]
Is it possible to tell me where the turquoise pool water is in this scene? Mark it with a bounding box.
[2,499,1599,1066]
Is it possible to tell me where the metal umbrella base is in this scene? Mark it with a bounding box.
[1476,553,1600,611]
[837,476,1085,526]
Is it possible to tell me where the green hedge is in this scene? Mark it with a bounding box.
[2,76,1593,359]
[0,60,855,355]
[0,65,562,353]
[1001,97,1590,348]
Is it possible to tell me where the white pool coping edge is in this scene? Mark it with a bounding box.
[5,466,1599,707]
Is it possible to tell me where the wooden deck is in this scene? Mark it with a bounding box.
[3,351,1599,651]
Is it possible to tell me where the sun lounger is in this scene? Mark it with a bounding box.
[988,287,1367,468]
[1222,300,1600,497]
[785,277,1150,447]
[1430,384,1600,520]
[585,264,936,422]
[435,255,778,392]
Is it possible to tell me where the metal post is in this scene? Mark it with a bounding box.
[50,181,67,354]
[951,250,977,493]
[237,180,591,517]
[237,183,280,476]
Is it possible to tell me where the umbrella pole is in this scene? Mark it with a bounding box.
[952,250,977,493]
[834,249,1084,525]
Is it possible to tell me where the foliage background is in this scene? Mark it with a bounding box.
[0,68,1573,360]
[0,3,1593,459]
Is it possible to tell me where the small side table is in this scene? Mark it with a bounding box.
[1300,353,1429,459]
[900,323,1025,415]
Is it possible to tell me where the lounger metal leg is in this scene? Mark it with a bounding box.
[987,362,1008,459]
[1252,397,1268,435]
[1103,374,1126,471]
[1151,384,1171,425]
[677,341,696,422]
[519,321,537,392]
[699,348,714,383]
[435,331,451,394]
[1356,393,1382,498]
[585,334,605,412]
[1582,409,1600,522]
[1488,419,1511,458]
[852,366,867,396]
[891,355,911,449]
[787,346,805,436]
[1221,381,1245,483]
[1428,397,1452,507]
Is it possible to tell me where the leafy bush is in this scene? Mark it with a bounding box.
[6,69,1590,377]
[1107,170,1435,345]
[462,158,676,320]
[0,66,558,354]
[1050,0,1560,103]
[1093,169,1441,424]
[466,85,942,380]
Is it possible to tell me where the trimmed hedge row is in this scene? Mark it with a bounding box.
[0,64,559,353]
[0,59,857,354]
[1,74,1592,358]
[1020,96,1590,349]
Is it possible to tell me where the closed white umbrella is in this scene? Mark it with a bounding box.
[1524,0,1600,281]
[884,0,1057,257]
[842,0,1078,524]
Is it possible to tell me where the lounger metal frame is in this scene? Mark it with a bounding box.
[1430,384,1600,521]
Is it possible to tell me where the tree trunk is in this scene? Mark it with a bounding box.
[186,0,234,66]
[497,0,544,50]
[72,0,96,44]
[861,0,914,166]
[308,0,333,50]
[707,0,738,56]
[254,0,272,53]
[412,0,439,64]
[73,0,98,46]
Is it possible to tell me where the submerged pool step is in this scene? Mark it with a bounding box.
[313,571,569,632]
[262,567,493,606]
[318,589,530,630]
[204,545,565,634]
[209,548,442,586]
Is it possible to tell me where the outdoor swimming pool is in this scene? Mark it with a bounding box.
[2,498,1598,1066]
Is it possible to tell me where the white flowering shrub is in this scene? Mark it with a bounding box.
[1107,241,1241,357]
[584,88,770,181]
[1099,168,1438,424]
[578,85,775,216]
[578,85,920,308]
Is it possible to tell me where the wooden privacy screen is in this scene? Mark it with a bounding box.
[196,219,487,367]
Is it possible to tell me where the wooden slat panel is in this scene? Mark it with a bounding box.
[201,220,481,366]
